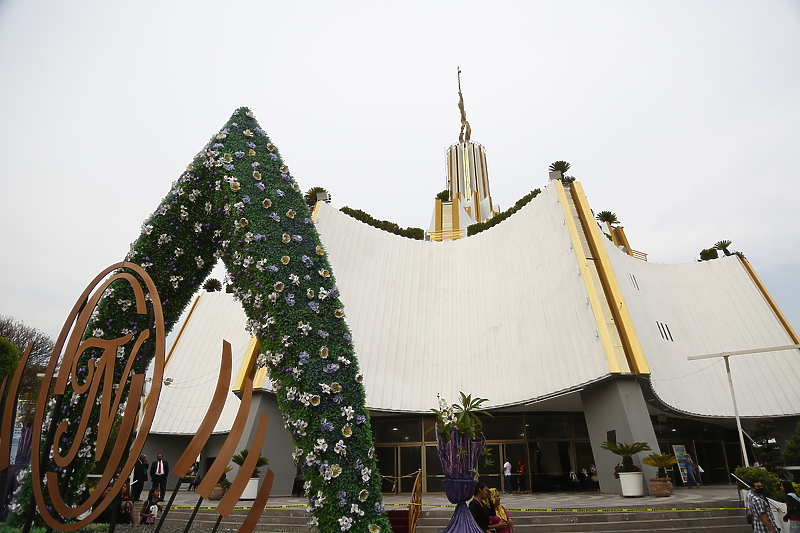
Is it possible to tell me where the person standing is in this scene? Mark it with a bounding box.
[516,460,528,494]
[150,453,169,501]
[747,479,780,533]
[468,483,495,533]
[781,480,800,532]
[139,489,162,525]
[502,459,512,494]
[132,454,148,502]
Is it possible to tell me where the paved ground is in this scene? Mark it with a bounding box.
[161,484,745,512]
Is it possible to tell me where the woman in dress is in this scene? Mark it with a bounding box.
[516,461,528,494]
[140,488,161,525]
[684,454,698,489]
[781,480,800,532]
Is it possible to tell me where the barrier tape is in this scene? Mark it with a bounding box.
[167,502,746,513]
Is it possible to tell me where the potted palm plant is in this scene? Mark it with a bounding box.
[600,441,652,497]
[231,449,269,500]
[642,453,678,497]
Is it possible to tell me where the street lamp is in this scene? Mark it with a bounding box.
[687,343,800,468]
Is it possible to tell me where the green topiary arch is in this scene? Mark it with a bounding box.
[16,108,389,533]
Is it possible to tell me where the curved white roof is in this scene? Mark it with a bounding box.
[603,238,800,418]
[315,185,612,412]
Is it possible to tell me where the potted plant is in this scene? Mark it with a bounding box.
[600,441,652,497]
[642,453,678,496]
[208,465,232,500]
[231,449,269,500]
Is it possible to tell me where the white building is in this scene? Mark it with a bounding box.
[144,175,800,496]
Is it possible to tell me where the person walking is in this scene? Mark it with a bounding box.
[747,479,780,533]
[781,480,800,532]
[149,453,169,501]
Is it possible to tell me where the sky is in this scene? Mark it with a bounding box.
[1,0,798,344]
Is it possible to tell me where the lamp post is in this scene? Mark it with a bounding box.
[687,343,800,469]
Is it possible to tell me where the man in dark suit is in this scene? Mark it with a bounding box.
[132,454,148,501]
[150,453,169,501]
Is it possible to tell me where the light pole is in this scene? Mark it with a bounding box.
[687,343,800,469]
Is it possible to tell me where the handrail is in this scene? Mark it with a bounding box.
[408,470,423,533]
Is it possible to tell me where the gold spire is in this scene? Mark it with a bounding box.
[457,67,471,142]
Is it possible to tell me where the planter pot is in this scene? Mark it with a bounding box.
[442,478,477,504]
[240,477,259,500]
[618,471,644,497]
[648,478,674,497]
[208,483,225,500]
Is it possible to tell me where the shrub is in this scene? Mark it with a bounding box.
[340,206,425,240]
[735,466,782,501]
[467,189,541,236]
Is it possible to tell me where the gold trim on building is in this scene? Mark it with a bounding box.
[739,256,800,345]
[554,181,622,374]
[571,182,650,375]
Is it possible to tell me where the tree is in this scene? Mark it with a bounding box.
[783,422,800,479]
[600,441,652,472]
[752,418,783,471]
[596,211,619,225]
[714,240,733,256]
[699,248,719,261]
[304,187,330,208]
[0,336,20,394]
[436,190,450,201]
[0,315,54,395]
[203,278,222,292]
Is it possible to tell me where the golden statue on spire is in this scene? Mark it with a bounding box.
[457,67,471,143]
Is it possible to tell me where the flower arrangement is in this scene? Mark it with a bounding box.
[431,393,493,478]
[10,108,390,533]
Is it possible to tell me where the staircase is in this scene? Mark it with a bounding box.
[415,506,751,533]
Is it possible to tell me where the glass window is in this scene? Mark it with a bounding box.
[572,414,589,439]
[376,419,422,443]
[481,415,525,441]
[526,415,571,439]
[425,445,444,492]
[375,447,396,493]
[400,446,422,493]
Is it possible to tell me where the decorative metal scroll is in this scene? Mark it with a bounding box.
[0,265,274,533]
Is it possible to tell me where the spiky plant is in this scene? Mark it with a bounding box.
[203,278,222,292]
[714,240,733,256]
[600,441,652,472]
[642,453,678,478]
[304,186,330,208]
[231,449,269,478]
[596,211,619,225]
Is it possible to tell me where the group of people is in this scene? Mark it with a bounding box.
[568,466,599,491]
[469,483,514,533]
[501,459,529,494]
[95,452,170,525]
[746,478,800,533]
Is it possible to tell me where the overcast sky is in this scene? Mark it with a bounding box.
[1,0,798,345]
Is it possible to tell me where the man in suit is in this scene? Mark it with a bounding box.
[132,454,148,501]
[150,453,169,501]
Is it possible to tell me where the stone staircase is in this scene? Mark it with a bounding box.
[155,503,751,533]
[416,506,751,533]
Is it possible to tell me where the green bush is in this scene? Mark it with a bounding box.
[734,466,782,501]
[467,189,541,236]
[340,206,424,240]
